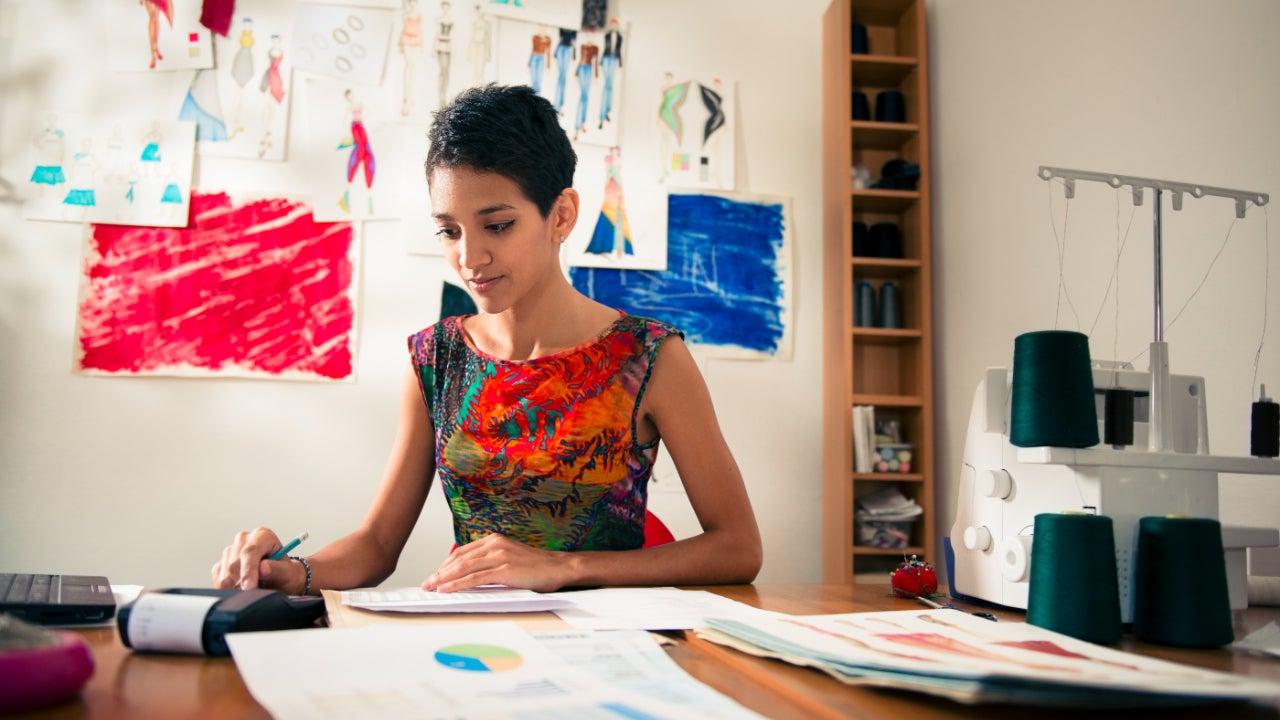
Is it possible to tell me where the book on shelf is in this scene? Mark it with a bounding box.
[852,405,875,473]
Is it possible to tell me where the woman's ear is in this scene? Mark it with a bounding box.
[551,188,580,241]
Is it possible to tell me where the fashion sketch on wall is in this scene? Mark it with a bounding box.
[492,17,627,147]
[193,0,297,161]
[23,112,196,227]
[656,73,734,190]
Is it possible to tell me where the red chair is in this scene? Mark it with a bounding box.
[642,510,676,547]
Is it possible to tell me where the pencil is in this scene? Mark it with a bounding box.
[269,531,309,561]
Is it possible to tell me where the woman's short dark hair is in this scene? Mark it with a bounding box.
[426,84,577,217]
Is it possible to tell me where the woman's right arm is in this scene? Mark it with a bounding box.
[211,363,437,593]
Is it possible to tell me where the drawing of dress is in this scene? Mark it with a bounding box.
[62,151,97,208]
[529,32,551,93]
[161,182,183,204]
[232,25,255,88]
[178,70,229,142]
[658,78,690,145]
[29,125,66,190]
[586,147,633,257]
[600,25,622,126]
[260,43,285,103]
[699,81,725,146]
[553,29,576,112]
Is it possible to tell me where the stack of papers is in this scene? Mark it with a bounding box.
[697,609,1280,707]
[855,486,922,521]
[340,586,573,613]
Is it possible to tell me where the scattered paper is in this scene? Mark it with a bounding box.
[1233,620,1280,659]
[549,587,780,631]
[340,586,573,613]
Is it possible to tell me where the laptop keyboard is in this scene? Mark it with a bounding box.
[1,574,54,603]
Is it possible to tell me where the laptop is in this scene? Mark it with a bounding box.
[0,573,117,624]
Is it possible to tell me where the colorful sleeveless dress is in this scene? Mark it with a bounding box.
[408,313,681,551]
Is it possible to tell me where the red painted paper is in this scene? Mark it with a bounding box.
[77,191,357,380]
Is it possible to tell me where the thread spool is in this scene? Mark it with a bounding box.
[852,221,869,256]
[868,222,901,258]
[1103,388,1135,447]
[1251,384,1279,458]
[875,90,906,123]
[1010,331,1099,448]
[851,23,869,54]
[879,281,901,328]
[851,91,870,121]
[1026,513,1122,646]
[1133,516,1234,647]
[855,281,876,327]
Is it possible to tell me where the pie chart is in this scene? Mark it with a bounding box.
[433,643,524,672]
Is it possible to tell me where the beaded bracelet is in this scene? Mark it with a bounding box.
[290,555,313,596]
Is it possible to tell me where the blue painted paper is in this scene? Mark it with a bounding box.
[570,192,791,357]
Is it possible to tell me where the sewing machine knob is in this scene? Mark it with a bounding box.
[979,469,1013,499]
[963,526,993,552]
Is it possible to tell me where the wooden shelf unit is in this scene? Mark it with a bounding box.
[821,0,935,584]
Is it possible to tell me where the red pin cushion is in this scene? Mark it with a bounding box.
[890,555,939,599]
[0,627,95,713]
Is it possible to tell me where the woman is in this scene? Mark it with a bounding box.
[212,84,761,595]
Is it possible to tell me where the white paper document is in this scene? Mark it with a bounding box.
[549,587,781,631]
[227,621,762,719]
[340,586,574,613]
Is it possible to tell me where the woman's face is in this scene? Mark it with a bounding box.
[429,165,568,314]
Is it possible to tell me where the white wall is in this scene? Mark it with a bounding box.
[0,0,829,588]
[930,0,1280,573]
[3,0,1277,591]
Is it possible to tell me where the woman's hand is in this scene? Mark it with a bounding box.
[423,534,574,593]
[210,527,302,593]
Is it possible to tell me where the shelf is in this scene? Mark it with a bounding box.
[850,55,917,86]
[851,188,920,214]
[850,393,923,407]
[853,546,926,556]
[851,327,921,343]
[853,472,924,482]
[850,120,920,149]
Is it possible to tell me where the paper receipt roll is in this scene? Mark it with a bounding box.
[125,593,221,654]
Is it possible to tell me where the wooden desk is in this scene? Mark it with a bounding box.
[14,584,1280,719]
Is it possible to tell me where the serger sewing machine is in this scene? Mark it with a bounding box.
[949,361,1280,623]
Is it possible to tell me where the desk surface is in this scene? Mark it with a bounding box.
[16,584,1280,720]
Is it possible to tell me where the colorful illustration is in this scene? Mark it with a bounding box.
[339,89,376,216]
[584,147,632,258]
[434,644,523,673]
[494,18,625,147]
[24,111,196,227]
[301,77,402,222]
[656,72,736,190]
[571,192,794,360]
[76,191,359,381]
[197,1,294,161]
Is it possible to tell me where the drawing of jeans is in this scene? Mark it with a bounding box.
[554,43,572,111]
[575,64,591,131]
[600,54,618,123]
